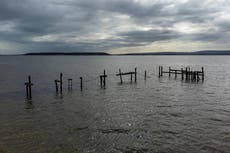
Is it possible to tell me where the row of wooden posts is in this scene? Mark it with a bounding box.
[158,66,204,81]
[116,68,137,83]
[25,67,204,99]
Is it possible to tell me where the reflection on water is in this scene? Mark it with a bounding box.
[24,99,34,110]
[0,56,230,153]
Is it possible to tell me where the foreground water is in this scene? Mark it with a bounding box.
[0,56,230,153]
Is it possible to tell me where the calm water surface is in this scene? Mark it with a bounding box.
[0,56,230,153]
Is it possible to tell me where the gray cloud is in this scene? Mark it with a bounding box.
[0,0,229,54]
[119,29,179,44]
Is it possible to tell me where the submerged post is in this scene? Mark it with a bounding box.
[158,66,161,78]
[175,70,177,79]
[181,68,184,80]
[55,80,58,92]
[202,67,204,81]
[100,76,102,87]
[161,66,163,76]
[25,75,33,99]
[195,72,198,81]
[28,76,32,99]
[103,70,106,87]
[26,83,29,97]
[119,69,123,84]
[169,67,171,77]
[185,67,188,80]
[188,67,191,80]
[131,73,133,82]
[134,67,137,82]
[144,70,147,80]
[60,73,63,93]
[80,77,83,90]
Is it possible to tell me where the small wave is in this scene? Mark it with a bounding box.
[68,126,89,133]
[169,112,183,118]
[115,146,148,153]
[156,105,172,108]
[98,128,130,134]
[161,129,178,135]
[208,117,223,122]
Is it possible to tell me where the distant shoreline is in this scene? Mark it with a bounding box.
[1,50,230,56]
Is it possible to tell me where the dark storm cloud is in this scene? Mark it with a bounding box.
[119,30,179,44]
[0,0,229,54]
[0,0,62,33]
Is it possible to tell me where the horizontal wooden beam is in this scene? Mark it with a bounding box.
[116,72,135,76]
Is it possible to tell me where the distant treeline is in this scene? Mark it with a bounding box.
[122,50,230,55]
[25,52,110,56]
[4,50,230,56]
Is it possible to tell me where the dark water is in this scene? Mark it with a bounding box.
[0,56,230,153]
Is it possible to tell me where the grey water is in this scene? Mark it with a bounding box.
[0,56,230,153]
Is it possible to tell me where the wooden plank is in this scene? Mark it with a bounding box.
[116,72,135,76]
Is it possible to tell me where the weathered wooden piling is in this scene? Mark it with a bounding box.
[119,69,123,84]
[197,71,200,81]
[100,70,107,87]
[144,70,147,80]
[116,68,137,83]
[103,70,106,86]
[28,76,32,99]
[160,66,204,82]
[158,66,161,78]
[60,73,63,93]
[181,68,184,80]
[175,70,177,79]
[169,67,171,77]
[161,66,163,77]
[25,75,33,99]
[201,67,204,81]
[134,68,137,82]
[131,73,133,82]
[55,80,58,92]
[185,67,188,80]
[80,77,83,90]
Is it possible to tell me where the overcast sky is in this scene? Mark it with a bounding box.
[0,0,230,54]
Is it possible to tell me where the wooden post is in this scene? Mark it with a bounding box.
[25,84,29,97]
[25,76,33,99]
[161,66,163,76]
[181,68,183,80]
[201,67,204,81]
[100,76,102,87]
[185,67,188,80]
[55,80,58,93]
[169,67,171,77]
[103,70,106,86]
[196,72,198,81]
[80,77,83,90]
[144,70,147,80]
[60,73,63,93]
[134,67,137,82]
[28,76,32,99]
[158,66,161,78]
[131,73,133,82]
[119,69,123,84]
